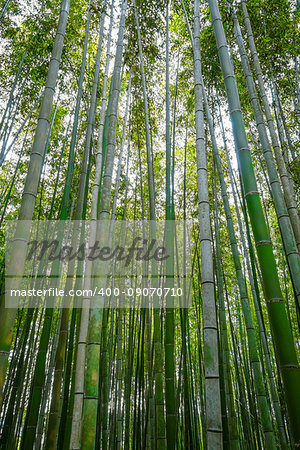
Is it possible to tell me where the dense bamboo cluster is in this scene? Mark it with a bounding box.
[0,0,299,448]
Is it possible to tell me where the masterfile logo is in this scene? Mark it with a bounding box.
[4,220,194,308]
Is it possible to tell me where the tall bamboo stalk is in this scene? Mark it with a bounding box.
[164,4,176,448]
[81,2,127,447]
[240,0,300,253]
[204,85,276,448]
[45,5,107,442]
[231,9,300,311]
[219,100,289,448]
[193,1,222,447]
[0,0,70,404]
[208,0,300,444]
[133,1,166,446]
[70,2,115,447]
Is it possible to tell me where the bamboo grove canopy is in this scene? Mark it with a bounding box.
[0,0,299,448]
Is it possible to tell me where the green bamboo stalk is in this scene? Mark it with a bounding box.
[0,50,26,140]
[205,89,276,447]
[57,150,92,449]
[0,80,26,159]
[0,0,70,406]
[60,1,92,222]
[164,4,176,449]
[231,8,300,319]
[0,129,28,227]
[180,127,195,449]
[69,2,114,447]
[0,96,41,166]
[18,5,91,446]
[219,101,289,448]
[45,6,107,447]
[193,1,222,447]
[100,76,131,450]
[272,80,297,162]
[208,0,300,444]
[212,169,239,450]
[81,2,127,448]
[133,1,166,446]
[240,0,300,254]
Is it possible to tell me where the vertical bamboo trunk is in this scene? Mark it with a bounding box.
[81,2,127,448]
[133,0,155,217]
[0,50,26,141]
[1,80,26,159]
[60,0,93,222]
[112,132,131,449]
[133,1,166,447]
[19,3,94,448]
[0,97,41,166]
[272,80,297,163]
[193,1,222,447]
[240,0,300,253]
[99,77,131,450]
[231,10,300,311]
[204,86,276,448]
[19,6,91,433]
[0,129,27,227]
[45,6,107,443]
[181,127,195,449]
[0,0,70,404]
[208,0,300,444]
[219,103,289,448]
[212,171,239,450]
[164,4,176,449]
[295,52,300,129]
[70,2,114,446]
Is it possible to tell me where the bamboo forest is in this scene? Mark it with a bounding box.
[0,0,299,448]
